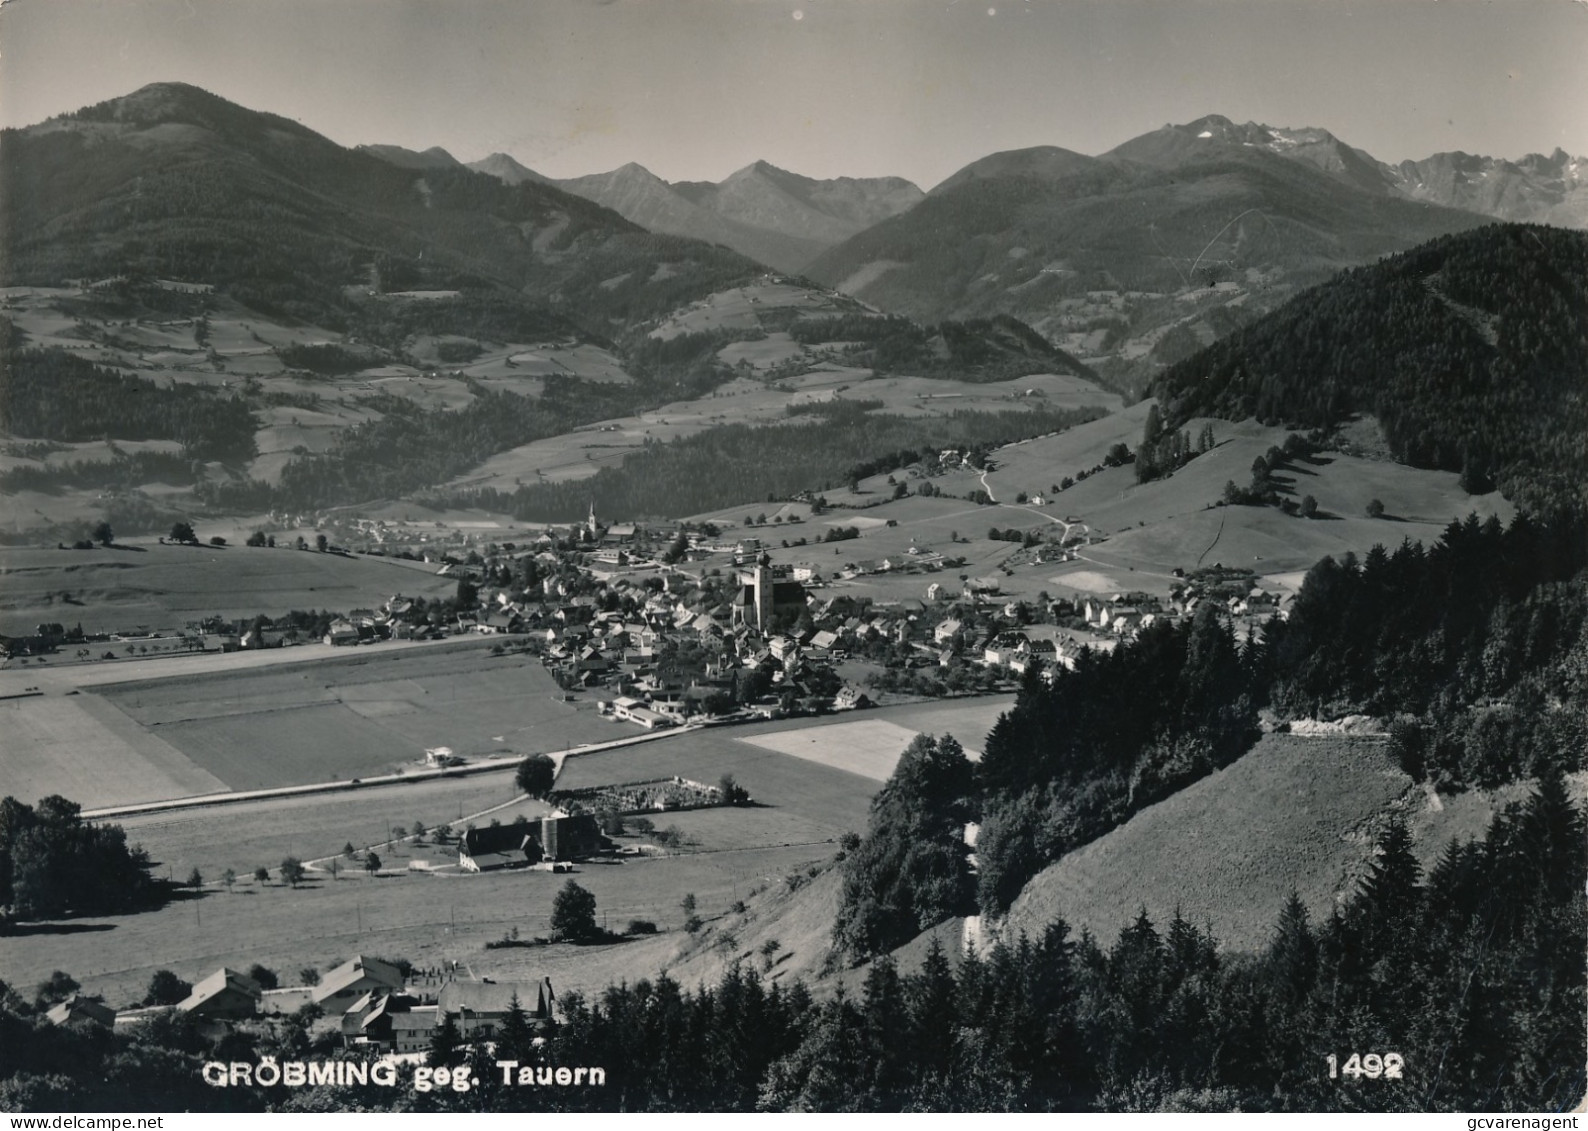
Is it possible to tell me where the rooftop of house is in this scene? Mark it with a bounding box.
[437,978,554,1018]
[179,967,262,1012]
[313,955,406,1004]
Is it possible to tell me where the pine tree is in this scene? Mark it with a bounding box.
[429,1009,464,1068]
[497,990,534,1062]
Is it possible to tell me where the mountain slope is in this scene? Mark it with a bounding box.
[1116,115,1588,226]
[1153,222,1588,512]
[928,145,1101,196]
[357,143,462,170]
[806,136,1486,321]
[0,83,761,340]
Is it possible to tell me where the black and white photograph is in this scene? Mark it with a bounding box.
[0,0,1585,1116]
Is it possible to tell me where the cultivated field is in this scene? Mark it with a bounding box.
[741,719,931,782]
[0,692,228,809]
[96,644,612,791]
[112,771,533,882]
[0,542,457,637]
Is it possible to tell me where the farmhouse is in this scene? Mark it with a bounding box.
[178,968,262,1020]
[45,994,117,1029]
[458,814,607,871]
[313,955,406,1013]
[437,977,556,1039]
[458,824,539,872]
[348,994,438,1053]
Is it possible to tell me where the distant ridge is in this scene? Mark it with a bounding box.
[357,144,462,170]
[469,156,924,273]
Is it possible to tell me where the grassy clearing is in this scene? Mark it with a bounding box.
[1001,734,1419,952]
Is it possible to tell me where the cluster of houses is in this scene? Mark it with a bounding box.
[50,957,559,1056]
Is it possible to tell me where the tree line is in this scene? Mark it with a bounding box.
[0,795,159,921]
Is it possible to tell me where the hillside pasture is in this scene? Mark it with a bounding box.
[718,333,805,370]
[1001,734,1416,952]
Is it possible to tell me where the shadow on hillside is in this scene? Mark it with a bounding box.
[104,543,147,553]
[3,921,116,937]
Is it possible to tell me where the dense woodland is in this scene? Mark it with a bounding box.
[432,403,1103,522]
[788,312,1094,384]
[0,336,257,464]
[1,777,1578,1111]
[1153,224,1588,514]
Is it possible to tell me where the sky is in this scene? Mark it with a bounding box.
[2,0,1585,190]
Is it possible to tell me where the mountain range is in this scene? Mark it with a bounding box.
[0,83,759,343]
[445,111,1587,281]
[4,82,1584,387]
[455,155,923,275]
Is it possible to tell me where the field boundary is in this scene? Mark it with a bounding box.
[82,723,705,820]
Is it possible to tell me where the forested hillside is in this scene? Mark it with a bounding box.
[948,510,1587,926]
[432,402,1105,522]
[1153,223,1588,513]
[0,337,257,463]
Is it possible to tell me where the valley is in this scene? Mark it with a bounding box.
[1,76,1583,1115]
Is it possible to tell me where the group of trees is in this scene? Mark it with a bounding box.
[786,312,1089,384]
[1134,405,1215,485]
[834,735,977,957]
[1260,511,1588,789]
[0,795,158,920]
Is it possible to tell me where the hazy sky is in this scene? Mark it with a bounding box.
[2,0,1585,189]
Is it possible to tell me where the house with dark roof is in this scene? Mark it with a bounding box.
[45,994,116,1029]
[458,824,540,872]
[458,814,607,871]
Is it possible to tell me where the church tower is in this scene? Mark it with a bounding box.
[753,552,773,632]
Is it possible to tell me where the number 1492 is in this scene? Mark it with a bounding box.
[1326,1053,1403,1079]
